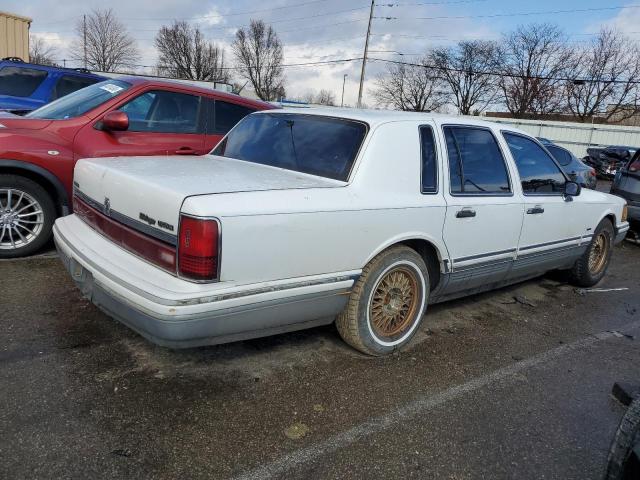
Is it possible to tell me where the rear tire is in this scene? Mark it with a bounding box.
[336,246,429,356]
[569,218,614,287]
[0,175,56,258]
[605,397,640,480]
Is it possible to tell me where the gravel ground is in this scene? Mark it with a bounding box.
[1,210,639,479]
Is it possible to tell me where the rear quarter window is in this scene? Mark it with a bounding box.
[0,66,48,97]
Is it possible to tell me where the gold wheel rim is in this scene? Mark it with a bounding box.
[588,232,610,275]
[369,266,420,339]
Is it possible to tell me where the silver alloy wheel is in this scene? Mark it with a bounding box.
[0,188,45,250]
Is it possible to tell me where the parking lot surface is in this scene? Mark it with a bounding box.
[1,241,639,479]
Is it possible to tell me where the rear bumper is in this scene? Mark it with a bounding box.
[53,216,356,348]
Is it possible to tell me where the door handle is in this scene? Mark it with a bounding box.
[456,209,476,218]
[175,147,198,155]
[527,206,545,215]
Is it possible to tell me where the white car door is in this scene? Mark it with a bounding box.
[502,132,588,276]
[440,125,524,294]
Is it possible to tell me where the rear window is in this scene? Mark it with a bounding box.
[0,66,48,97]
[212,113,367,181]
[52,75,100,100]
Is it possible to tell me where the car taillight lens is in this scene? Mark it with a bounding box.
[73,196,176,273]
[178,215,219,281]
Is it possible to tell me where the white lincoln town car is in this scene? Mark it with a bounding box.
[54,109,629,355]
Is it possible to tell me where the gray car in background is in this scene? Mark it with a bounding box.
[611,150,640,236]
[537,138,597,189]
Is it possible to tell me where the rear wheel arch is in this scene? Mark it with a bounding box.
[0,160,69,216]
[399,239,444,291]
[366,237,445,292]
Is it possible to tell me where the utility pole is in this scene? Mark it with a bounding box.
[83,14,87,69]
[357,0,375,108]
[341,74,348,107]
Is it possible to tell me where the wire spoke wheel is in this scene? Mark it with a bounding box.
[588,231,610,276]
[0,188,45,250]
[369,266,420,339]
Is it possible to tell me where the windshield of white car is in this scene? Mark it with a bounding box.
[212,113,368,181]
[26,80,132,120]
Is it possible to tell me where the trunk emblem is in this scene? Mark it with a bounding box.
[47,150,60,156]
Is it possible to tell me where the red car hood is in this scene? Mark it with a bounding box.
[0,116,53,131]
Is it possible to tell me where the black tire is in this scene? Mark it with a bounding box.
[0,174,56,258]
[336,245,429,356]
[605,397,640,480]
[569,218,615,287]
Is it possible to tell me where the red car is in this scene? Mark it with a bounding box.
[0,77,272,257]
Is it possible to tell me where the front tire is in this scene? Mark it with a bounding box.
[336,246,429,356]
[569,218,614,287]
[0,175,56,258]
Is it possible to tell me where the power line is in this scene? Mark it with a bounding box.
[57,57,363,72]
[36,0,361,26]
[379,0,488,6]
[379,4,640,21]
[369,57,640,85]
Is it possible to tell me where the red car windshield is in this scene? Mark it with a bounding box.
[26,80,132,120]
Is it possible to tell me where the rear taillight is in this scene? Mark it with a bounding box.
[630,159,640,172]
[73,196,176,273]
[178,215,219,282]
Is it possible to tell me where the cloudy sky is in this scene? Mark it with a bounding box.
[5,0,640,106]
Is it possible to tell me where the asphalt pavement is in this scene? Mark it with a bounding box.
[1,238,639,479]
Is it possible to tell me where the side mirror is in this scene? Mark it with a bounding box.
[564,181,581,199]
[101,111,129,131]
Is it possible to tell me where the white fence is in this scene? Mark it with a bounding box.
[484,117,640,158]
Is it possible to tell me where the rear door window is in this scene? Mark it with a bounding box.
[52,75,100,100]
[444,126,511,194]
[118,90,203,133]
[0,66,48,97]
[207,99,256,134]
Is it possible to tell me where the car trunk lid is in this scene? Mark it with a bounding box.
[73,154,345,241]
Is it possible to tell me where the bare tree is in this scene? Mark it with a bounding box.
[430,40,500,115]
[372,58,448,112]
[155,21,230,83]
[564,28,640,122]
[29,36,58,66]
[232,20,284,101]
[316,89,336,105]
[71,9,139,71]
[497,24,572,117]
[300,90,316,103]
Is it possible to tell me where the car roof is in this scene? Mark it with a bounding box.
[255,107,530,134]
[0,60,104,78]
[113,76,273,109]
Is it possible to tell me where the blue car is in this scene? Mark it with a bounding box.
[0,58,105,114]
